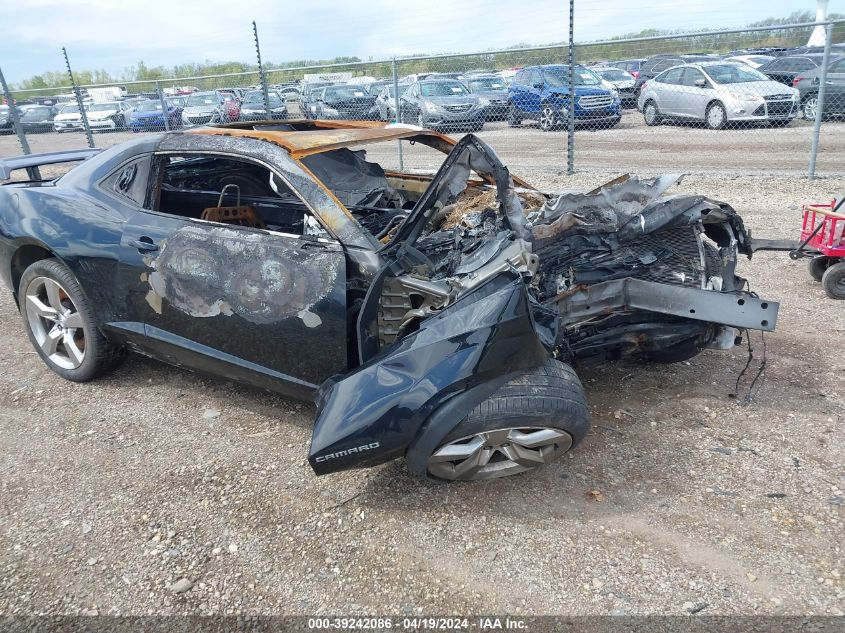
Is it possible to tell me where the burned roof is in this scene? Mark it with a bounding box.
[185,119,456,159]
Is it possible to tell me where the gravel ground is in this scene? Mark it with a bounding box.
[1,108,843,177]
[0,132,843,617]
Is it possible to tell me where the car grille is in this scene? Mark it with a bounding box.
[765,94,792,102]
[187,115,212,124]
[443,104,473,113]
[624,227,706,288]
[578,95,613,109]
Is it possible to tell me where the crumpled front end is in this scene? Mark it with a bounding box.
[307,135,779,476]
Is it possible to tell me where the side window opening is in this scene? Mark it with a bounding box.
[150,154,322,237]
[99,155,151,207]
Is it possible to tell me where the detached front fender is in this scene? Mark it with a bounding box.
[308,274,549,475]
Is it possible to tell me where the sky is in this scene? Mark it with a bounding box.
[0,0,817,84]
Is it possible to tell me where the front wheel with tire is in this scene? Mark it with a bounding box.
[507,103,522,127]
[643,100,662,126]
[424,359,591,481]
[19,258,124,382]
[802,95,819,121]
[539,104,558,132]
[821,261,845,300]
[705,102,727,130]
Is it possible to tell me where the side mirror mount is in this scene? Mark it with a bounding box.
[694,79,707,88]
[533,82,544,90]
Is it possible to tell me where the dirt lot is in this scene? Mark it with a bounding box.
[1,108,843,177]
[0,129,843,617]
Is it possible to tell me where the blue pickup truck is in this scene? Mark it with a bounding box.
[508,64,621,130]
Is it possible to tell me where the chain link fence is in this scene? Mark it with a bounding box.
[1,20,843,179]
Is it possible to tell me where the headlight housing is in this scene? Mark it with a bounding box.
[424,101,440,113]
[732,92,764,102]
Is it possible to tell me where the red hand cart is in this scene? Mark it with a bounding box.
[791,198,845,300]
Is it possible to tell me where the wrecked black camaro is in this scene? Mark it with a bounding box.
[0,121,778,481]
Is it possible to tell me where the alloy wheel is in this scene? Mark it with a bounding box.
[24,277,86,370]
[803,97,818,121]
[427,426,573,481]
[539,106,556,131]
[644,102,658,124]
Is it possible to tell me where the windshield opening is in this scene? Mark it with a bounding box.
[243,91,283,107]
[420,82,469,97]
[186,93,218,106]
[705,64,768,84]
[597,69,631,81]
[468,78,505,91]
[137,101,163,112]
[323,86,369,100]
[88,103,119,112]
[544,68,600,87]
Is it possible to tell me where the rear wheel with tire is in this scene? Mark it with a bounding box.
[821,261,845,300]
[643,100,662,126]
[705,102,727,130]
[19,258,124,382]
[808,255,834,282]
[425,359,590,481]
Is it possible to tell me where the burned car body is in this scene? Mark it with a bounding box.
[0,121,778,481]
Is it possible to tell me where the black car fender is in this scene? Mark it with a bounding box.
[308,274,550,475]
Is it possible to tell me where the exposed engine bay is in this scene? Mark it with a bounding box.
[309,135,775,366]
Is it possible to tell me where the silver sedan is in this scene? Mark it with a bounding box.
[638,62,800,129]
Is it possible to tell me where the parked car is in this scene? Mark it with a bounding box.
[725,55,775,69]
[374,83,409,121]
[793,55,845,121]
[0,105,16,134]
[591,66,637,107]
[52,103,88,133]
[638,62,799,129]
[238,90,289,121]
[181,91,235,126]
[299,81,334,119]
[0,122,778,481]
[399,79,485,131]
[465,74,509,120]
[86,101,131,132]
[758,54,826,86]
[634,54,720,98]
[507,64,621,131]
[128,100,183,132]
[313,85,377,120]
[17,105,56,133]
[612,59,647,79]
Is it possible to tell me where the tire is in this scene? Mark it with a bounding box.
[507,103,522,127]
[539,104,557,132]
[802,95,819,121]
[424,359,591,481]
[705,102,727,130]
[643,100,661,126]
[18,258,125,383]
[640,338,706,364]
[808,255,834,282]
[821,261,845,300]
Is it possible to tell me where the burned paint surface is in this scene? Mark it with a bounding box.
[145,225,340,326]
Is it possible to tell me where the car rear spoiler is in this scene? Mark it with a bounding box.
[0,148,101,181]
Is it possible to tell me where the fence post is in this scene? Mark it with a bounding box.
[62,47,94,149]
[253,20,271,116]
[155,81,171,132]
[392,57,404,171]
[566,0,575,176]
[0,66,40,180]
[808,23,832,180]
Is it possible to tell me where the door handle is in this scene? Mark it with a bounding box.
[300,240,327,251]
[129,237,158,252]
